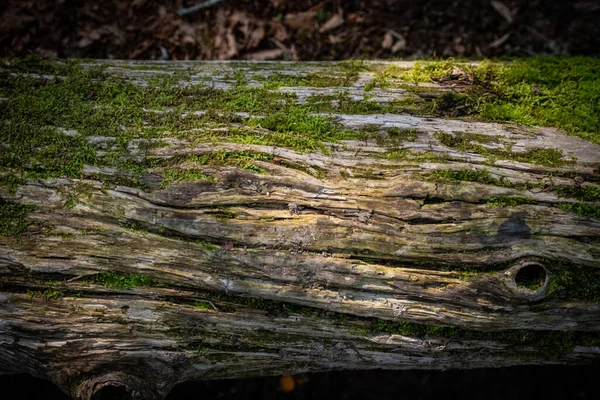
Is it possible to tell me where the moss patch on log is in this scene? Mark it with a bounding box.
[160,169,216,187]
[0,57,366,193]
[2,57,598,197]
[434,131,569,167]
[547,267,600,302]
[558,203,600,220]
[382,57,600,145]
[425,169,600,220]
[485,196,536,207]
[0,199,37,240]
[85,270,166,289]
[164,288,600,357]
[257,71,359,89]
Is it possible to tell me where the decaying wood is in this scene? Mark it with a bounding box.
[1,60,599,400]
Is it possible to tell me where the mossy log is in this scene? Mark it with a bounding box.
[1,58,600,400]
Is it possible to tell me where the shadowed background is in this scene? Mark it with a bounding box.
[1,0,599,60]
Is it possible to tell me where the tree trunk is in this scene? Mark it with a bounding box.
[1,59,599,400]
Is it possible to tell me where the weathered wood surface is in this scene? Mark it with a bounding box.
[1,60,599,400]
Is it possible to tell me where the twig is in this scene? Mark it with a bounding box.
[66,273,96,283]
[195,299,219,311]
[178,0,224,17]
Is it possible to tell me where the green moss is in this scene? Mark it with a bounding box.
[153,150,274,176]
[383,149,449,163]
[194,240,220,252]
[454,263,501,281]
[547,267,600,302]
[364,77,388,92]
[27,288,66,300]
[476,58,600,144]
[338,59,369,73]
[459,270,479,281]
[0,200,38,239]
[558,202,600,220]
[352,168,385,180]
[168,286,599,356]
[86,270,165,289]
[435,131,567,167]
[388,58,600,145]
[59,182,94,209]
[305,92,384,114]
[386,127,418,142]
[160,169,216,188]
[382,60,462,84]
[428,168,509,186]
[0,59,368,194]
[354,315,592,355]
[485,196,535,207]
[368,318,457,338]
[371,319,600,356]
[42,288,66,299]
[258,71,359,89]
[216,150,274,173]
[2,57,598,202]
[425,169,599,207]
[434,131,503,150]
[554,185,600,202]
[0,174,26,194]
[372,127,419,148]
[270,158,327,178]
[118,219,149,235]
[194,301,214,310]
[206,207,236,221]
[52,230,75,240]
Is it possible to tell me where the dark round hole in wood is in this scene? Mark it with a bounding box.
[91,386,133,400]
[515,264,547,291]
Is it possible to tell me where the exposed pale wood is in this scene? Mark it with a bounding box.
[1,60,599,400]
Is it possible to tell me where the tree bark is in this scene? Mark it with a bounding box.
[1,60,599,400]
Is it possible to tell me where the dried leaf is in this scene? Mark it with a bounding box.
[247,24,265,49]
[243,48,284,60]
[284,11,317,30]
[573,1,600,12]
[328,34,342,44]
[290,44,299,61]
[129,39,154,59]
[270,21,288,42]
[223,30,238,59]
[77,37,93,48]
[346,13,365,24]
[270,37,290,54]
[490,1,514,24]
[489,32,511,48]
[381,32,394,49]
[131,0,148,8]
[453,37,466,55]
[319,14,344,33]
[391,35,407,53]
[179,23,199,45]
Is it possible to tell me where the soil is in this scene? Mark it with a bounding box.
[2,365,599,399]
[1,1,599,60]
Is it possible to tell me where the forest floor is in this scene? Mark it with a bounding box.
[1,0,599,60]
[4,366,600,400]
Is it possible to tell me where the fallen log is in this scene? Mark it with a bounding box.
[0,58,599,399]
